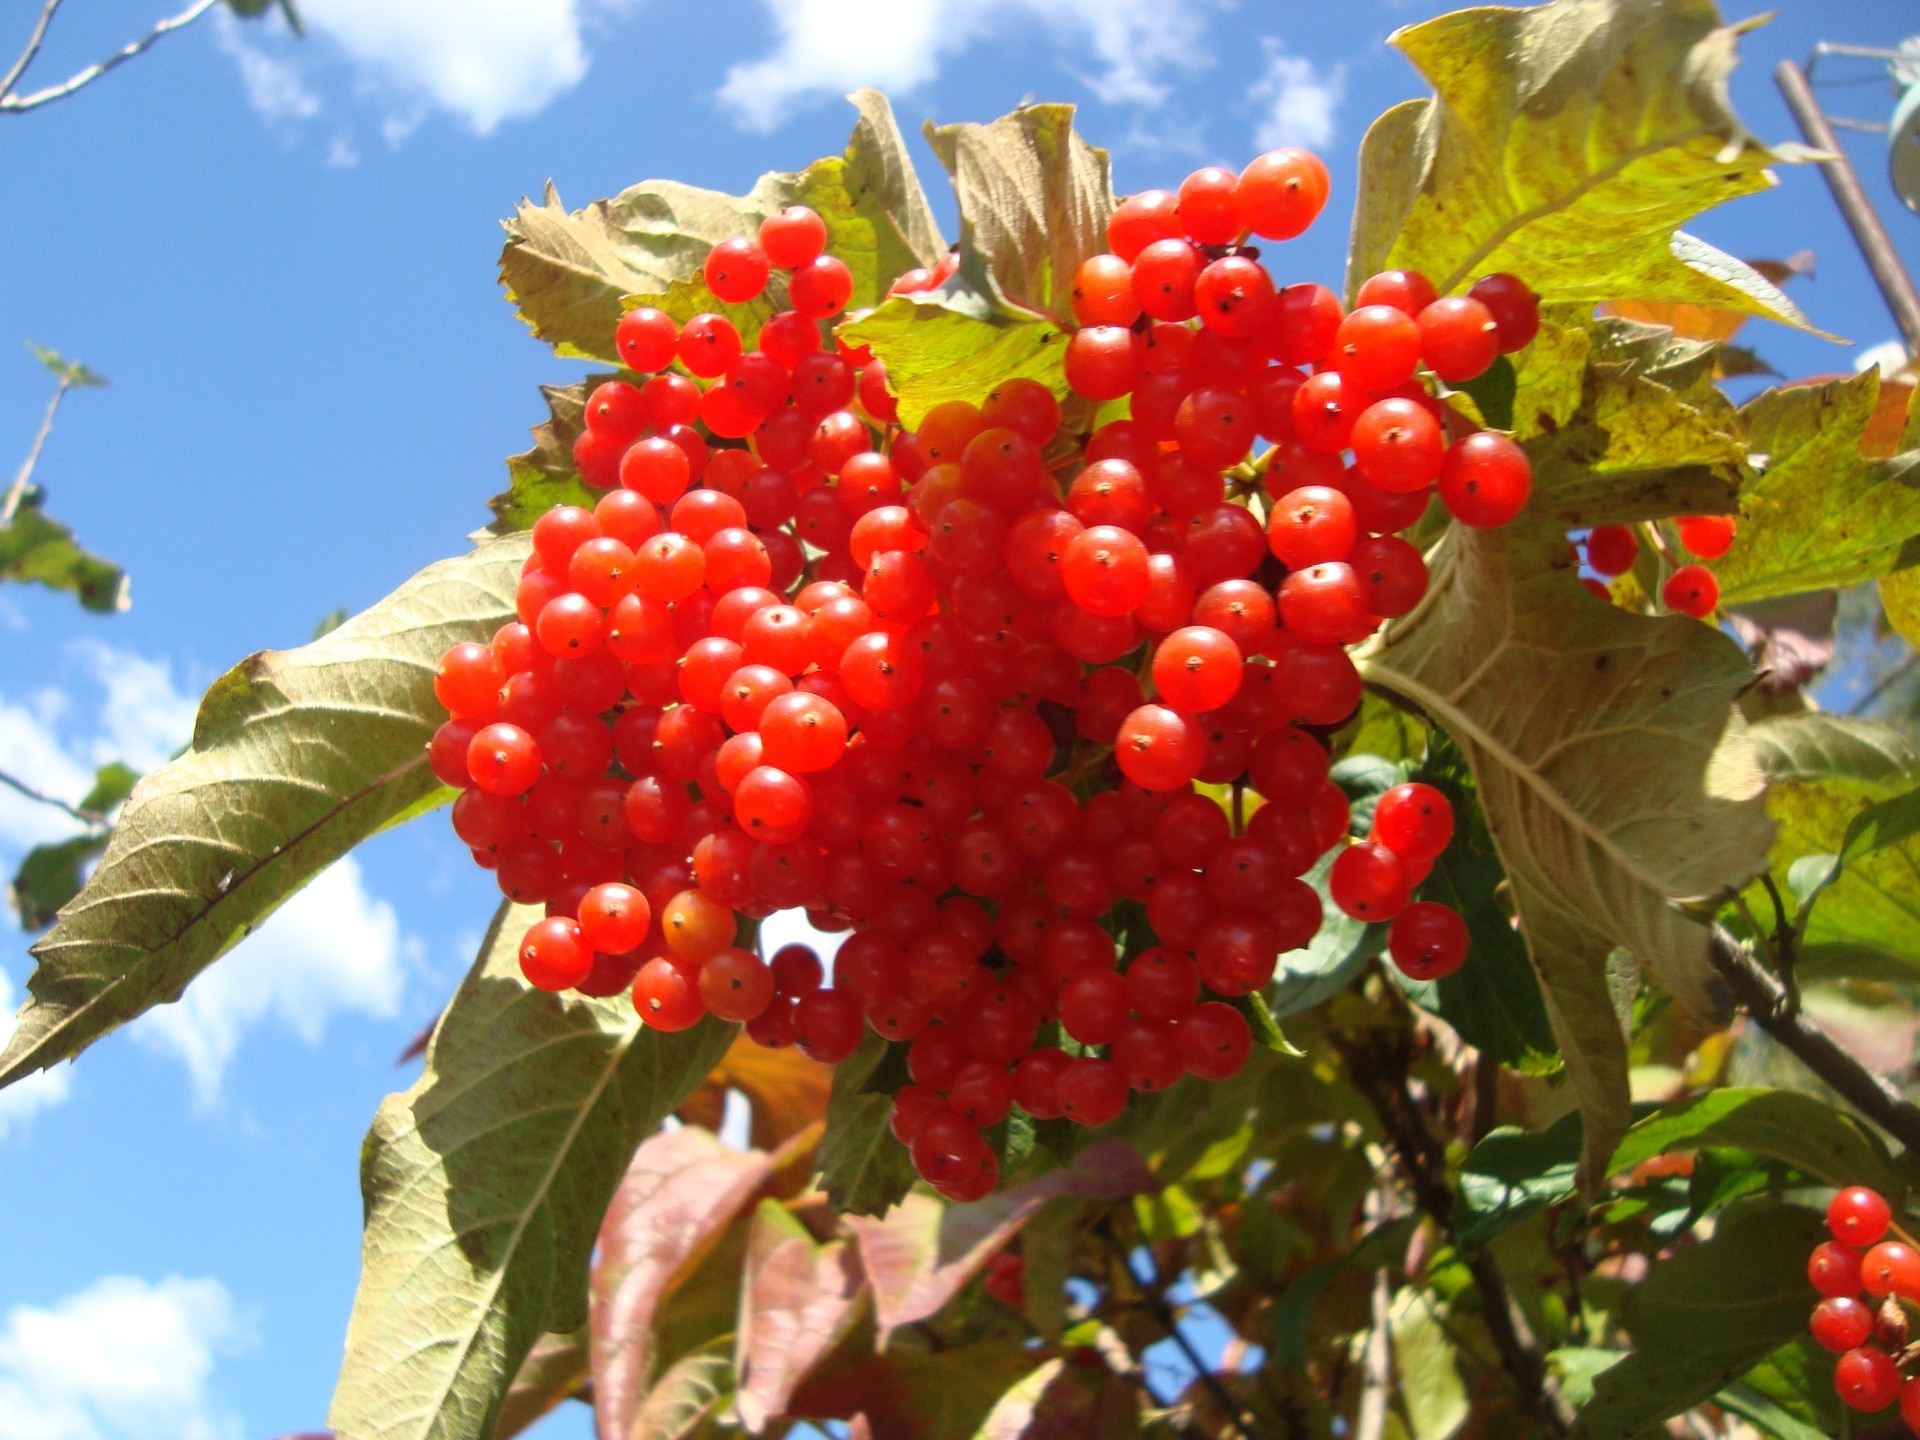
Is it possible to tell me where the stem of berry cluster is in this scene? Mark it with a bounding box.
[1707,926,1920,1156]
[1335,1000,1577,1436]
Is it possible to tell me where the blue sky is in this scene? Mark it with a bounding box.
[0,1,1916,1435]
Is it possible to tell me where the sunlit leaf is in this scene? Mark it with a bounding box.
[732,1200,867,1431]
[329,904,734,1440]
[1607,1088,1904,1199]
[0,534,526,1094]
[0,486,127,613]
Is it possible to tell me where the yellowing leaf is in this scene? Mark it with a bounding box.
[328,904,734,1440]
[679,1031,834,1151]
[1357,520,1773,1188]
[1348,0,1813,328]
[0,534,528,1094]
[1713,372,1920,605]
[500,90,943,362]
[837,284,1067,430]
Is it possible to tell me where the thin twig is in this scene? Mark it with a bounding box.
[1849,649,1920,717]
[1354,1190,1395,1440]
[1098,1218,1257,1440]
[0,0,64,100]
[0,375,69,527]
[0,767,104,827]
[1335,1015,1576,1436]
[0,0,220,113]
[1707,926,1920,1155]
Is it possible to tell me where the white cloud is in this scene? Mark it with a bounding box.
[132,856,412,1106]
[1249,41,1345,152]
[0,970,72,1141]
[0,1275,246,1440]
[216,0,642,140]
[716,0,1217,132]
[211,9,320,123]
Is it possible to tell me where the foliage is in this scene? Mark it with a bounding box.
[13,2,1920,1439]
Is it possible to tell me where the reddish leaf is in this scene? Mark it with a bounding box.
[677,1032,834,1149]
[492,1328,588,1439]
[734,1200,868,1432]
[845,1138,1155,1339]
[590,1128,773,1440]
[787,1343,1042,1440]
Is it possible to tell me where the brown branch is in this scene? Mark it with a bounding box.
[1708,925,1920,1155]
[1355,1189,1394,1440]
[1335,1017,1576,1436]
[0,766,105,827]
[0,0,220,113]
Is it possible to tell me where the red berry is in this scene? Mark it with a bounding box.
[1812,1297,1876,1354]
[1831,1187,1895,1247]
[1835,1345,1901,1412]
[1662,563,1719,619]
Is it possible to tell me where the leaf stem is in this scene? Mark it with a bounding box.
[0,0,221,113]
[1707,925,1920,1154]
[0,766,105,827]
[0,0,63,102]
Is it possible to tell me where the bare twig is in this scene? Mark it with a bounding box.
[1335,1014,1576,1436]
[0,0,220,113]
[1098,1218,1258,1440]
[0,0,63,100]
[1355,1190,1395,1440]
[1708,926,1920,1155]
[0,374,70,527]
[0,766,104,826]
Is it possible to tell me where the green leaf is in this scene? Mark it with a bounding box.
[1607,1087,1904,1199]
[1358,516,1775,1190]
[0,533,525,1095]
[328,903,734,1440]
[491,1328,587,1440]
[816,1032,918,1217]
[922,102,1112,318]
[0,487,127,612]
[8,833,109,932]
[627,1336,734,1440]
[1392,753,1560,1073]
[837,283,1067,431]
[1268,846,1386,1018]
[1713,373,1920,605]
[1510,315,1747,531]
[26,343,106,388]
[732,1200,867,1431]
[1455,355,1515,430]
[1569,1202,1826,1440]
[1348,0,1812,328]
[486,379,604,534]
[1456,1112,1583,1245]
[590,1127,773,1439]
[500,90,942,362]
[1266,1216,1418,1367]
[1390,1287,1469,1440]
[1748,713,1918,787]
[1713,1383,1829,1440]
[1230,990,1303,1057]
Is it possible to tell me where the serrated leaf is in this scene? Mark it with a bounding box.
[0,534,527,1095]
[0,487,127,612]
[491,1328,587,1440]
[591,1128,773,1440]
[1606,1088,1904,1198]
[1714,373,1920,605]
[1357,517,1774,1189]
[1569,1203,1826,1440]
[816,1032,918,1217]
[628,1336,734,1440]
[500,90,942,362]
[328,903,734,1440]
[489,380,605,534]
[733,1200,867,1432]
[922,102,1112,318]
[1456,1112,1583,1245]
[844,1138,1152,1341]
[1508,315,1746,530]
[1348,0,1811,329]
[837,284,1067,431]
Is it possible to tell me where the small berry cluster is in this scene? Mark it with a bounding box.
[1580,513,1736,618]
[1808,1185,1920,1428]
[430,147,1540,1199]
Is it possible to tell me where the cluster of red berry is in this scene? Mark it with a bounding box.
[428,147,1542,1200]
[1580,514,1736,618]
[1808,1185,1920,1427]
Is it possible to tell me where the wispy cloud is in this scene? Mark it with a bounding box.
[1249,40,1345,153]
[716,0,1219,133]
